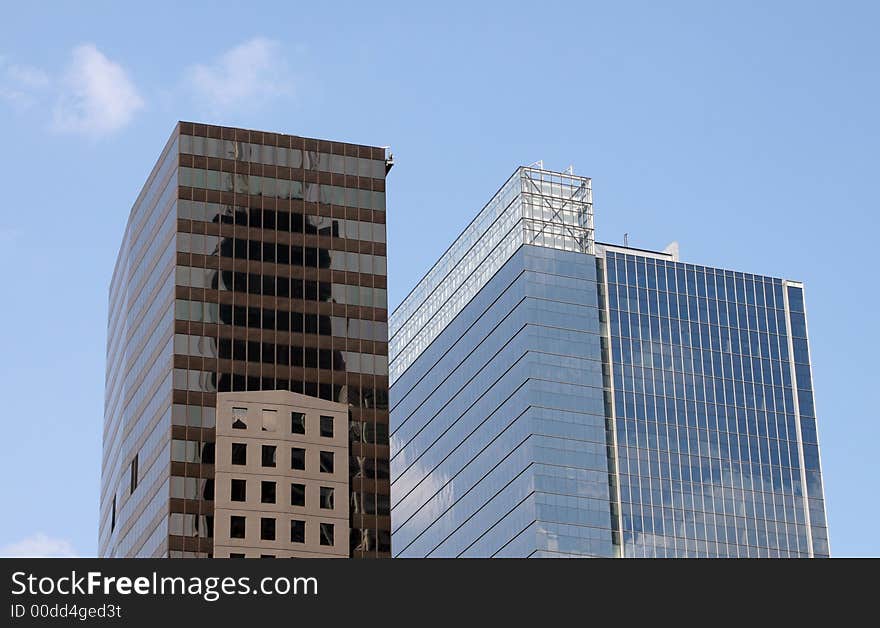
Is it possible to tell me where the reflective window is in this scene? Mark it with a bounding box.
[232,407,248,429]
[262,445,277,468]
[291,483,305,507]
[130,454,139,494]
[389,167,593,381]
[603,251,822,557]
[320,487,334,510]
[291,412,306,434]
[320,523,334,546]
[320,451,334,473]
[178,165,385,210]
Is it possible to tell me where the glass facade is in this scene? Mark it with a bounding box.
[603,248,828,557]
[390,169,615,557]
[389,165,829,558]
[101,121,392,557]
[100,130,178,558]
[390,246,615,557]
[390,167,593,382]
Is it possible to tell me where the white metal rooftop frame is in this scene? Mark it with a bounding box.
[389,165,594,383]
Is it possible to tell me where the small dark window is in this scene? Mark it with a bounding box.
[291,447,305,470]
[320,451,334,473]
[230,553,245,559]
[260,554,276,559]
[291,520,305,543]
[320,487,334,510]
[262,445,276,468]
[261,481,276,504]
[261,517,276,541]
[231,479,247,502]
[130,454,139,494]
[291,412,306,434]
[111,496,116,531]
[232,407,248,429]
[201,442,215,464]
[231,443,247,465]
[320,415,334,438]
[320,522,334,546]
[230,516,246,539]
[291,483,305,507]
[378,531,391,553]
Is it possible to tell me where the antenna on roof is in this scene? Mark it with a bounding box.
[528,160,544,169]
[564,165,574,175]
[624,233,629,247]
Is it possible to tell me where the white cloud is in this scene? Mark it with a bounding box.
[3,38,298,133]
[0,56,50,110]
[52,44,144,136]
[186,37,294,113]
[0,534,78,558]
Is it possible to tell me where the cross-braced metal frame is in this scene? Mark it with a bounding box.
[389,164,595,382]
[519,166,594,255]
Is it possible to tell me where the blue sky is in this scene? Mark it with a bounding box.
[0,1,876,557]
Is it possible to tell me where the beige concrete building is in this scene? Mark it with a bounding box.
[213,391,350,558]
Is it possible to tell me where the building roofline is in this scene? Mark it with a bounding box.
[390,164,590,322]
[177,120,389,155]
[596,241,676,260]
[597,240,804,284]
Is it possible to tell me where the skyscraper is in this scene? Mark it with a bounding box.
[388,165,829,558]
[101,122,392,558]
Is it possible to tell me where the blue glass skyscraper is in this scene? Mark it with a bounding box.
[603,247,828,557]
[389,165,829,558]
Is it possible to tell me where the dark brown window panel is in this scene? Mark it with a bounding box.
[175,247,388,285]
[169,390,389,424]
[168,535,213,554]
[170,498,216,514]
[177,186,384,214]
[178,154,386,189]
[179,121,386,161]
[178,159,385,192]
[170,462,215,479]
[175,320,388,356]
[198,356,384,386]
[171,425,216,441]
[177,221,387,257]
[173,341,386,373]
[176,284,388,323]
[176,220,388,255]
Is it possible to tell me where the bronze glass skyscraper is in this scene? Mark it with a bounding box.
[101,122,392,558]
